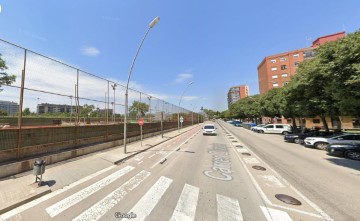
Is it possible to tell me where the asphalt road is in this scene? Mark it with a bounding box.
[4,121,353,221]
[220,121,360,221]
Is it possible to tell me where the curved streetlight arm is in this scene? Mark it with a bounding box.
[124,16,160,154]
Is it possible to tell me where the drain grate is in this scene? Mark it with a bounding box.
[232,140,238,142]
[242,153,251,156]
[236,145,243,148]
[229,137,234,139]
[252,165,266,171]
[275,194,302,205]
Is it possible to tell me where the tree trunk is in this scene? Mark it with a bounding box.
[291,117,298,134]
[321,115,329,132]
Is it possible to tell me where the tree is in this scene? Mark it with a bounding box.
[129,101,149,118]
[80,104,95,117]
[23,108,31,116]
[0,54,16,90]
[0,109,8,116]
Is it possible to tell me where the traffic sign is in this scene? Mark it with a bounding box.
[180,116,184,123]
[138,118,144,126]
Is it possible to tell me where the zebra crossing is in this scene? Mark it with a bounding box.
[41,166,294,221]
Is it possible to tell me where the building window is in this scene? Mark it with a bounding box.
[271,67,277,71]
[293,53,299,58]
[271,59,276,63]
[313,119,321,124]
[272,82,279,87]
[281,73,288,78]
[282,82,289,86]
[272,75,278,79]
[281,65,287,70]
[280,57,286,62]
[304,50,315,58]
[294,62,300,67]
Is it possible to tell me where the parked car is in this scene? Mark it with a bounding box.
[284,131,336,144]
[326,143,360,160]
[304,134,360,150]
[232,121,242,127]
[257,124,292,135]
[251,124,266,132]
[202,124,217,136]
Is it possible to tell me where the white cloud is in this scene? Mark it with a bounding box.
[175,73,192,83]
[81,46,100,57]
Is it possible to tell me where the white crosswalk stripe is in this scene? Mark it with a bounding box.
[72,170,151,221]
[129,176,173,221]
[260,206,293,221]
[217,194,244,221]
[170,184,199,221]
[46,165,134,218]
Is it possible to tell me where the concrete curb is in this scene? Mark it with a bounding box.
[0,185,51,215]
[113,127,197,164]
[0,125,200,215]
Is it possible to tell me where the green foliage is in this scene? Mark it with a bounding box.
[23,108,31,116]
[129,101,149,118]
[230,95,261,119]
[0,109,8,116]
[0,54,16,89]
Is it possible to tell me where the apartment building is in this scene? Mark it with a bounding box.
[258,32,345,94]
[227,85,249,108]
[0,100,19,116]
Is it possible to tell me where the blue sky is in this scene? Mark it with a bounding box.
[0,0,360,112]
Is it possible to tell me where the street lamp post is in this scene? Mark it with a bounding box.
[124,16,160,154]
[178,81,194,133]
[111,83,117,123]
[147,96,152,122]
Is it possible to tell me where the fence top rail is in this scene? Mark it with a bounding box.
[0,38,195,112]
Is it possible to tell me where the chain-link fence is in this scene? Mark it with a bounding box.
[0,38,203,162]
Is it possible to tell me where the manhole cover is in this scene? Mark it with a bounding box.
[275,194,302,205]
[236,145,243,148]
[232,141,238,142]
[252,165,266,171]
[242,153,251,156]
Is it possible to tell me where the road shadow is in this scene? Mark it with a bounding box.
[45,180,56,187]
[325,157,360,171]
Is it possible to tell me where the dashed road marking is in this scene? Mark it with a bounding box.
[170,184,199,221]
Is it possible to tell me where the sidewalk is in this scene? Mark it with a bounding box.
[0,125,200,215]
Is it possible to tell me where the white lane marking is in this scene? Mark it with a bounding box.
[258,175,285,188]
[148,154,156,159]
[46,165,134,218]
[170,184,199,221]
[129,176,173,221]
[260,206,293,221]
[243,157,260,164]
[137,161,143,165]
[229,133,327,220]
[0,165,116,221]
[236,149,249,153]
[72,170,151,221]
[217,194,243,221]
[150,133,195,169]
[134,156,144,161]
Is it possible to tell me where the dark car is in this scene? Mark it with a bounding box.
[284,131,335,144]
[326,143,360,160]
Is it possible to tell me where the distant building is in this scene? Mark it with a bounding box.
[37,103,76,114]
[257,32,345,94]
[227,85,249,108]
[0,100,19,116]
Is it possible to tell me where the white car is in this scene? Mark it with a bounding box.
[256,124,292,135]
[304,134,360,150]
[203,124,217,136]
[251,124,266,132]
